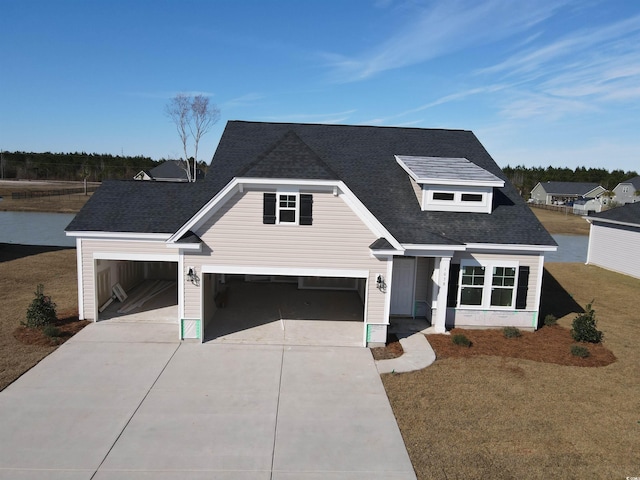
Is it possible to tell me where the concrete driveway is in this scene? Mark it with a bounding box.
[0,322,416,479]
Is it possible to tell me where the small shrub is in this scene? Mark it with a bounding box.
[571,302,603,343]
[42,324,61,338]
[503,327,522,338]
[24,284,57,328]
[544,314,557,326]
[571,344,590,358]
[452,334,471,347]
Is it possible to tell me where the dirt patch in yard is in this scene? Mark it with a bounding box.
[427,325,616,367]
[530,206,590,235]
[370,333,404,360]
[13,311,89,347]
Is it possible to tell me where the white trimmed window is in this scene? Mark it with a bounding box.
[263,192,313,226]
[458,261,518,309]
[278,193,297,223]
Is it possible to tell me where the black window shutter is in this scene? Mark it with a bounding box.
[515,266,530,310]
[263,193,276,224]
[299,194,313,225]
[447,263,460,308]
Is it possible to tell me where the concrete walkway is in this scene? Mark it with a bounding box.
[375,318,438,374]
[0,322,416,479]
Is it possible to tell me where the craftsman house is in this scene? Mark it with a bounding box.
[66,121,556,346]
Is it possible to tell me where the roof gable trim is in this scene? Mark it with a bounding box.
[167,177,403,250]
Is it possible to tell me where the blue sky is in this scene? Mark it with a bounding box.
[1,0,639,171]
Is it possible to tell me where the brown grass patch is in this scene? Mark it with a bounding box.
[428,326,616,367]
[382,263,640,479]
[530,206,590,235]
[0,244,79,390]
[0,180,94,213]
[370,333,404,360]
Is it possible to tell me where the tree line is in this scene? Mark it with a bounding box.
[0,151,162,182]
[502,165,639,197]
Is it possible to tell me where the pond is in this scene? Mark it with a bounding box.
[545,234,589,263]
[0,211,76,247]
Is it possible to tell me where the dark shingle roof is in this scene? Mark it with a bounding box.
[68,120,555,247]
[536,181,602,196]
[65,181,211,233]
[589,201,640,226]
[618,176,640,190]
[149,160,204,181]
[204,121,554,246]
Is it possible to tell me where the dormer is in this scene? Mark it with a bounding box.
[395,155,505,214]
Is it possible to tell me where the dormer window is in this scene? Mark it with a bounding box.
[395,155,504,214]
[278,194,297,223]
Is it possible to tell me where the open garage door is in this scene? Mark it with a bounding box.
[202,273,367,347]
[95,260,178,323]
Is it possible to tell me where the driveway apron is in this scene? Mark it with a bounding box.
[0,322,416,479]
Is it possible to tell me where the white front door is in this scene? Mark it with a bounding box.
[390,257,415,316]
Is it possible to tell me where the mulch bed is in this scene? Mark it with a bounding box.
[371,333,404,360]
[13,311,90,347]
[427,325,616,367]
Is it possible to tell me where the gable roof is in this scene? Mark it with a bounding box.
[616,176,640,190]
[67,121,554,247]
[588,201,640,227]
[205,121,554,246]
[534,181,603,196]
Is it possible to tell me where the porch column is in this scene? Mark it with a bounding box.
[433,257,450,333]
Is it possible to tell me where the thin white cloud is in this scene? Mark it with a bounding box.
[221,93,264,109]
[325,0,569,82]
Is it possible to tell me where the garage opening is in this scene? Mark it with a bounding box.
[95,260,178,323]
[202,274,366,346]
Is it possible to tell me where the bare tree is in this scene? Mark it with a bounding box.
[165,93,219,182]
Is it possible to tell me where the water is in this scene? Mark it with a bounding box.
[0,211,76,247]
[545,234,589,263]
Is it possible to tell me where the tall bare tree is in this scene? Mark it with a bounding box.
[165,93,220,182]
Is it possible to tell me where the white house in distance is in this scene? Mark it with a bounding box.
[66,121,556,346]
[530,181,606,206]
[586,202,640,279]
[134,160,205,182]
[612,176,640,205]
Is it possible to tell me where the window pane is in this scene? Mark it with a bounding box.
[279,195,296,208]
[279,210,295,223]
[461,193,483,202]
[461,287,483,305]
[492,267,515,286]
[433,192,454,201]
[491,288,513,306]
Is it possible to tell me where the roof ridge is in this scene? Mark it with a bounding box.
[227,119,471,134]
[237,130,340,180]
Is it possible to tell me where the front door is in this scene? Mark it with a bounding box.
[390,257,415,316]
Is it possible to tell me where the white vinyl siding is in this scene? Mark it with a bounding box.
[186,190,387,323]
[588,223,640,279]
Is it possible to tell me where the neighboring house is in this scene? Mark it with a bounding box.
[66,121,556,346]
[612,176,640,205]
[586,202,640,279]
[133,160,205,182]
[530,181,606,205]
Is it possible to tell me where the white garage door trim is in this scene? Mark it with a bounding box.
[201,265,369,278]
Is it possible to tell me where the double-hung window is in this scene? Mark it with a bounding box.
[458,261,518,309]
[263,192,313,225]
[278,194,297,223]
